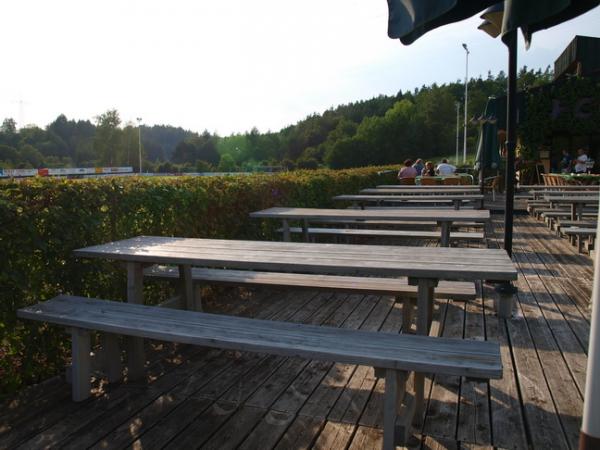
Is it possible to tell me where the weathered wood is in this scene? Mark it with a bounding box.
[71,328,91,402]
[146,266,477,301]
[100,333,121,383]
[75,236,517,282]
[279,226,485,242]
[126,262,145,381]
[383,369,408,450]
[362,188,480,195]
[177,264,196,311]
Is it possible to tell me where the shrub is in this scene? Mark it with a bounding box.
[0,166,395,395]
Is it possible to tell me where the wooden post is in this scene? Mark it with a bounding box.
[178,264,196,310]
[408,277,438,424]
[282,219,291,242]
[439,222,451,247]
[383,369,408,450]
[101,333,121,383]
[71,328,91,402]
[126,262,145,381]
[401,297,414,333]
[302,219,309,243]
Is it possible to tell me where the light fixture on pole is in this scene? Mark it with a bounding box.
[136,117,142,174]
[462,43,470,164]
[455,102,460,165]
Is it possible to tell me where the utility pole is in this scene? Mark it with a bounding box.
[136,118,142,174]
[462,43,470,164]
[455,102,460,165]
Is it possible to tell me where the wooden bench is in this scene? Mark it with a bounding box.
[144,266,477,305]
[17,295,502,449]
[278,226,485,244]
[555,219,597,236]
[308,218,484,229]
[563,227,597,253]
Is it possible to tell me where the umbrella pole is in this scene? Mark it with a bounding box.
[503,30,517,259]
[580,200,600,449]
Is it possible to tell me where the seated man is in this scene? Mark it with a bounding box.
[436,159,456,176]
[574,148,589,174]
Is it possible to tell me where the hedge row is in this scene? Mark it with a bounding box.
[0,167,396,395]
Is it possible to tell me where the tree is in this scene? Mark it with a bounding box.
[217,154,237,172]
[94,110,123,166]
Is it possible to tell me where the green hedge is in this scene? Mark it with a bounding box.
[0,167,395,395]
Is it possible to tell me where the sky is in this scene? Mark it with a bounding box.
[1,0,599,135]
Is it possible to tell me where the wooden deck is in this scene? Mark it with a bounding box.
[0,214,592,449]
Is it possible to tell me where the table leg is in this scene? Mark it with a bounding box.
[571,203,577,221]
[282,219,291,242]
[408,277,438,424]
[126,262,145,381]
[439,222,451,247]
[302,219,309,243]
[178,264,197,310]
[453,199,460,210]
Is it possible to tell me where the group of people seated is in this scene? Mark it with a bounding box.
[397,158,457,181]
[559,148,591,174]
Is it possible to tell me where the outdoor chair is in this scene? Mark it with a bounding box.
[419,177,438,185]
[399,177,416,185]
[443,177,461,185]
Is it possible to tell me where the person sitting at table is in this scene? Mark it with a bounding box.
[421,161,435,177]
[398,159,417,180]
[436,159,456,176]
[574,148,589,174]
[560,149,572,174]
[412,158,424,176]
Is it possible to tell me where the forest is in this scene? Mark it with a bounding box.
[0,67,553,173]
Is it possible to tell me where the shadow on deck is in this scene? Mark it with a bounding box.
[0,214,592,449]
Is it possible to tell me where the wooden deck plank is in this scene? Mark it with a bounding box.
[5,214,594,450]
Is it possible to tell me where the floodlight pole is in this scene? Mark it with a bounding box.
[462,43,470,164]
[455,102,460,165]
[136,118,142,174]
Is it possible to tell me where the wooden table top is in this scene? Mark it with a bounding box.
[74,236,516,281]
[333,194,484,202]
[376,185,477,189]
[543,195,600,203]
[361,188,480,195]
[250,207,490,222]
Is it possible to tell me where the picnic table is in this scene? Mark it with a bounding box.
[543,195,600,220]
[377,185,478,189]
[73,235,515,399]
[361,187,480,195]
[333,194,484,210]
[250,207,490,247]
[531,187,599,199]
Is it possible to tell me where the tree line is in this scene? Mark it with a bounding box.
[0,67,553,172]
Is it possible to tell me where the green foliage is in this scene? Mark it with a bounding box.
[520,77,600,158]
[0,167,395,396]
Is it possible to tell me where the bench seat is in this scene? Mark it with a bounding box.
[144,266,477,301]
[309,218,484,229]
[17,295,502,449]
[563,227,597,253]
[279,226,484,242]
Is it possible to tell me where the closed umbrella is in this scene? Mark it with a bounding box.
[474,97,501,199]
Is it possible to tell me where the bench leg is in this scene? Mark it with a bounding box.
[282,219,291,242]
[71,328,91,402]
[101,333,122,383]
[383,369,411,450]
[127,262,146,381]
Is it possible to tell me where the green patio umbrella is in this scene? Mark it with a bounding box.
[474,96,501,172]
